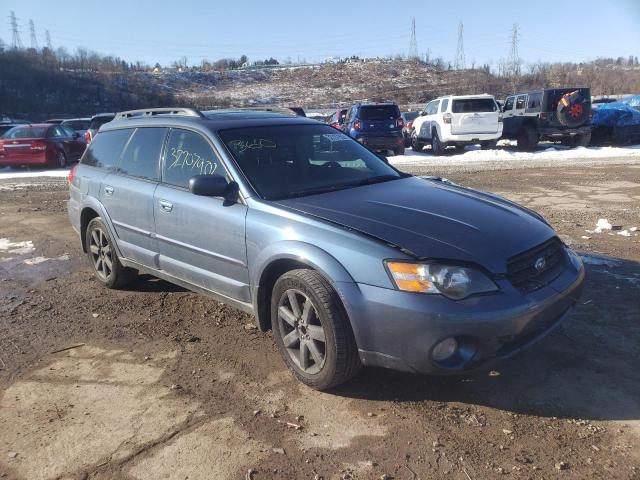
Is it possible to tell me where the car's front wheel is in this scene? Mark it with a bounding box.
[55,151,67,168]
[431,130,444,156]
[85,217,136,288]
[271,269,361,390]
[411,134,424,152]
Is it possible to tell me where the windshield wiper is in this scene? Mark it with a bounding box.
[277,175,402,200]
[347,174,401,187]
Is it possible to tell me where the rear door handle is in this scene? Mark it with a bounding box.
[104,185,114,196]
[159,200,173,213]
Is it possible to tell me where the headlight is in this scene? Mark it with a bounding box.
[385,261,498,300]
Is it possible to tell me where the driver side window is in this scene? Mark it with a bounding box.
[162,129,223,188]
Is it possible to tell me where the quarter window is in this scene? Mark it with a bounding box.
[81,129,133,170]
[118,127,167,181]
[162,129,223,188]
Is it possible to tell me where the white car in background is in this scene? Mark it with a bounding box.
[411,94,503,155]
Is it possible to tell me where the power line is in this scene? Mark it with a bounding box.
[408,17,419,60]
[29,19,38,50]
[9,11,23,49]
[455,22,466,70]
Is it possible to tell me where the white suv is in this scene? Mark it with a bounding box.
[411,94,503,155]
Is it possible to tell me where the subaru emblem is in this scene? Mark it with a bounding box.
[534,257,546,272]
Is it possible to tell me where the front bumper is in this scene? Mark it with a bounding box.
[340,250,585,374]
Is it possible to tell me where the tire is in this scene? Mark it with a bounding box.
[431,130,444,156]
[556,91,589,128]
[55,151,67,168]
[271,269,361,390]
[394,147,405,156]
[516,126,538,152]
[411,134,424,152]
[85,218,136,289]
[481,140,498,150]
[404,136,411,148]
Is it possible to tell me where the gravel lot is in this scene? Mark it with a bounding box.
[0,158,638,480]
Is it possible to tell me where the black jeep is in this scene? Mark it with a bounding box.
[502,87,592,151]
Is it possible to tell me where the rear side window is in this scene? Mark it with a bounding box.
[452,99,498,113]
[440,99,449,112]
[527,92,542,110]
[358,105,400,120]
[515,96,526,109]
[81,129,133,170]
[162,129,223,188]
[118,128,167,181]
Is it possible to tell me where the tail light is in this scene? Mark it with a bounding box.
[30,140,47,151]
[443,113,452,124]
[84,131,92,143]
[396,118,404,128]
[0,141,5,153]
[353,119,362,130]
[67,163,78,185]
[498,113,503,123]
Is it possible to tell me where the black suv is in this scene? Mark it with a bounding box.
[502,87,592,151]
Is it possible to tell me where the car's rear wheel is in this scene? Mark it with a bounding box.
[55,151,67,168]
[271,269,361,390]
[571,132,591,148]
[86,218,136,288]
[431,130,444,156]
[516,126,538,151]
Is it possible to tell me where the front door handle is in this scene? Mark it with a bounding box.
[104,185,114,196]
[159,200,173,213]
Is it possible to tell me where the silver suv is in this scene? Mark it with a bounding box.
[68,108,584,390]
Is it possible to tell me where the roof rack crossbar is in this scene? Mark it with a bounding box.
[115,108,204,120]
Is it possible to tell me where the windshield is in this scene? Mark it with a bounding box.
[2,126,47,139]
[402,112,419,121]
[359,105,400,120]
[452,98,497,113]
[218,124,404,200]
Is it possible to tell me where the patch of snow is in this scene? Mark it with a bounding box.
[617,230,632,237]
[0,238,35,255]
[579,253,621,267]
[23,254,70,265]
[0,167,70,180]
[594,218,613,233]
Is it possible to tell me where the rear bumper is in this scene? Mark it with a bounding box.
[0,151,50,167]
[442,130,503,143]
[340,249,585,375]
[354,133,404,151]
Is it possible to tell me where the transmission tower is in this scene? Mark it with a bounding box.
[45,29,52,50]
[507,24,521,78]
[408,17,419,60]
[455,22,466,70]
[9,11,23,49]
[29,19,38,49]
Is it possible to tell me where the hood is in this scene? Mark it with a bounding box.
[275,177,556,273]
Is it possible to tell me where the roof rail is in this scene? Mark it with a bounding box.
[115,108,204,120]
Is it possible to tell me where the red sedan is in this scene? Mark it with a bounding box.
[0,124,86,168]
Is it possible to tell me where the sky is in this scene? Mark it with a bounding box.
[1,0,639,68]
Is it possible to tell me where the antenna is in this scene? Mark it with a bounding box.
[507,23,521,78]
[408,17,419,60]
[9,11,23,49]
[455,22,466,70]
[45,29,52,50]
[29,19,38,49]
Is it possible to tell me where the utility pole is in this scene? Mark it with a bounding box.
[455,22,466,70]
[29,19,38,50]
[408,17,419,60]
[507,24,521,78]
[45,29,52,50]
[9,11,23,49]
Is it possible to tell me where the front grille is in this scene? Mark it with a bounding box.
[507,237,566,293]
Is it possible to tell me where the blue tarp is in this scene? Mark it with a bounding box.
[621,95,640,109]
[592,100,640,127]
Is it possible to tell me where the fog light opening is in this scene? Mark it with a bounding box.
[432,337,458,361]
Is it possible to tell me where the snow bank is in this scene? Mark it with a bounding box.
[390,143,640,167]
[0,167,70,180]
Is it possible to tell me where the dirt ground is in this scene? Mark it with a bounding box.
[0,160,639,480]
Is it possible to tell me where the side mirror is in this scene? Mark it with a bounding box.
[189,174,236,198]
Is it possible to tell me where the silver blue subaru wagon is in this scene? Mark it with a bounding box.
[68,108,585,390]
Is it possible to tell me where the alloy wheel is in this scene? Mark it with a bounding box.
[89,227,113,281]
[277,289,326,374]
